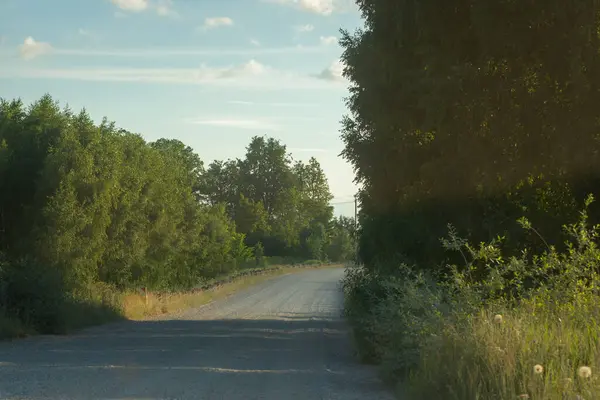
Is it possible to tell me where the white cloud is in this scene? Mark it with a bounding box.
[313,60,346,82]
[228,100,319,107]
[110,0,177,17]
[156,0,178,17]
[186,118,280,131]
[19,37,53,60]
[217,59,267,78]
[319,35,337,45]
[298,0,334,14]
[78,29,101,42]
[263,0,334,15]
[202,17,234,31]
[2,60,265,85]
[250,39,261,46]
[2,53,346,89]
[110,0,148,12]
[295,24,314,33]
[15,45,328,58]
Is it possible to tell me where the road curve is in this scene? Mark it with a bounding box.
[0,267,394,400]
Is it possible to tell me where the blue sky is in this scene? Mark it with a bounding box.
[0,0,362,216]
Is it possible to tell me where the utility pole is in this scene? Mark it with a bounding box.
[354,193,359,265]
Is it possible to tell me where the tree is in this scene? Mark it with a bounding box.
[305,222,326,260]
[340,0,600,271]
[294,157,334,225]
[150,138,205,198]
[200,159,240,215]
[239,136,296,218]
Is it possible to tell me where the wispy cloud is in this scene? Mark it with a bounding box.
[185,118,280,131]
[19,37,52,60]
[1,60,346,90]
[2,44,330,59]
[263,0,334,15]
[250,39,261,46]
[262,0,356,15]
[201,17,234,31]
[155,0,178,17]
[111,0,148,12]
[77,29,101,43]
[319,36,337,45]
[313,60,346,82]
[295,24,314,33]
[228,100,319,108]
[110,0,178,17]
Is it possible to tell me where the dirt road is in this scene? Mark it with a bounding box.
[0,267,393,400]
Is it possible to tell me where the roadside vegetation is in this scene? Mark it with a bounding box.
[340,1,600,399]
[0,95,356,339]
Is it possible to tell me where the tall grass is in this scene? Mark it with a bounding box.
[344,195,600,399]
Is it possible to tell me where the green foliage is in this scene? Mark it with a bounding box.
[0,94,353,337]
[327,216,357,262]
[340,0,600,272]
[340,1,600,397]
[0,257,69,334]
[344,200,600,399]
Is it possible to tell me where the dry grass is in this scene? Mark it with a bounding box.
[122,264,343,320]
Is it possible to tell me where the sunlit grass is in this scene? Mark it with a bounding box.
[344,198,600,400]
[407,297,600,400]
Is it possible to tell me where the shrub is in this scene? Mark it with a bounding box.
[345,194,600,399]
[0,257,69,334]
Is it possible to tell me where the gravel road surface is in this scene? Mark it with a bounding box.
[0,267,394,400]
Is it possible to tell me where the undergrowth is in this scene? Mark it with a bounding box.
[344,194,600,399]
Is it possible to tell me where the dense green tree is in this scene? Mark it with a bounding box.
[340,0,600,272]
[199,135,336,259]
[326,216,356,262]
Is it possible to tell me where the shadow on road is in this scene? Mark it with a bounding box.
[0,317,389,400]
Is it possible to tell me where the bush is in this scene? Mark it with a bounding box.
[0,258,124,337]
[0,258,69,334]
[344,195,600,399]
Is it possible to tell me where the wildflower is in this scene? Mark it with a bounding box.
[533,364,544,375]
[578,366,592,379]
[493,314,503,324]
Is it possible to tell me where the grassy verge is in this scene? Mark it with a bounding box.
[0,261,343,340]
[343,199,600,399]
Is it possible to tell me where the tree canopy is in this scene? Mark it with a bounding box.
[340,0,600,271]
[0,94,355,297]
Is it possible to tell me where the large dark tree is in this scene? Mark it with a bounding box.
[340,0,600,271]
